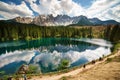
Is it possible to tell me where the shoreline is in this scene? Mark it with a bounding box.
[27,49,120,80]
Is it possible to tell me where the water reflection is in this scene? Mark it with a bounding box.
[71,38,113,47]
[0,38,112,75]
[0,41,26,48]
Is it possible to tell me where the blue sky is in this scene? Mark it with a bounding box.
[73,0,94,8]
[0,0,120,22]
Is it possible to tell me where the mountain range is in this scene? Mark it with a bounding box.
[6,14,120,26]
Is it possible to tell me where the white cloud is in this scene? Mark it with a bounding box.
[0,0,119,22]
[86,0,120,22]
[0,50,35,68]
[27,0,85,17]
[60,0,85,16]
[97,4,120,22]
[0,45,111,70]
[27,0,62,16]
[0,1,33,19]
[33,46,111,69]
[26,0,120,22]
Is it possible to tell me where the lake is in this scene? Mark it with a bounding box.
[0,38,112,76]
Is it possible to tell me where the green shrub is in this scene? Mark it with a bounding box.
[0,71,5,74]
[27,64,41,74]
[58,59,69,70]
[112,42,120,52]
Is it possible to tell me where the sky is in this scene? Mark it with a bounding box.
[0,0,120,22]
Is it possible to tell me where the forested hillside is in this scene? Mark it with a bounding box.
[0,21,119,42]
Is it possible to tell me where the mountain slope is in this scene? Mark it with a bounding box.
[75,16,93,26]
[12,17,33,24]
[7,15,120,26]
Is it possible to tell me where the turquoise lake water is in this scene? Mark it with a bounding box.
[0,38,112,76]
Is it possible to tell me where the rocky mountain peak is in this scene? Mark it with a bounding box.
[13,16,33,24]
[10,14,119,26]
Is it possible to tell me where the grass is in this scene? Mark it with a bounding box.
[1,74,21,80]
[112,42,120,52]
[106,58,113,63]
[105,42,120,63]
[106,54,120,63]
[59,76,68,80]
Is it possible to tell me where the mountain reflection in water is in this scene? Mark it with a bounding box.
[0,38,112,75]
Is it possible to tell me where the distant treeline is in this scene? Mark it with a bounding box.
[0,21,119,42]
[104,24,120,42]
